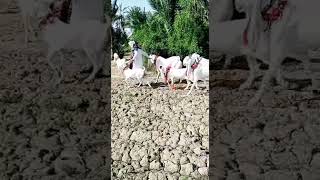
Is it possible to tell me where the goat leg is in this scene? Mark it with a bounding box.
[137,78,142,87]
[46,50,59,83]
[83,50,98,83]
[239,56,259,90]
[248,47,284,106]
[184,79,191,90]
[275,68,289,89]
[223,54,232,69]
[170,78,176,90]
[172,84,176,90]
[193,79,199,89]
[124,78,130,86]
[166,80,173,90]
[55,51,65,85]
[97,50,105,74]
[155,71,160,83]
[187,81,196,95]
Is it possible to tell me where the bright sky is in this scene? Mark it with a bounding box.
[113,0,154,37]
[116,0,155,13]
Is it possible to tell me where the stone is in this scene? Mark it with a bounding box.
[140,155,149,168]
[263,170,296,180]
[150,160,161,170]
[198,167,208,176]
[164,161,179,173]
[122,150,131,163]
[86,154,104,170]
[148,172,157,180]
[180,163,194,176]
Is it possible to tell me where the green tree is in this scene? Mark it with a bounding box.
[168,0,209,57]
[115,0,209,59]
[125,7,148,30]
[110,0,129,57]
[130,0,179,57]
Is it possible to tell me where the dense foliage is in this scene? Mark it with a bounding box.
[110,0,208,58]
[110,0,130,58]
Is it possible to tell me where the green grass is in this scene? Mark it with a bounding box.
[180,176,191,180]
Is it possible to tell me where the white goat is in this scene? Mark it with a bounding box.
[160,66,191,90]
[148,54,182,83]
[116,59,151,87]
[185,53,209,95]
[225,0,313,105]
[113,53,119,61]
[183,55,192,67]
[39,9,108,85]
[113,53,126,72]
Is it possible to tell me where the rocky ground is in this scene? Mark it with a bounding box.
[111,62,209,179]
[210,57,320,179]
[0,1,111,179]
[2,0,320,179]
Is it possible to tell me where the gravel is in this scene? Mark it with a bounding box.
[0,4,111,179]
[111,61,209,179]
[209,58,320,179]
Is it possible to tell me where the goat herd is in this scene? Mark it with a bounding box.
[113,53,209,96]
[10,0,320,106]
[7,0,109,85]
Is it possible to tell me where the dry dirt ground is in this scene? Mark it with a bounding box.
[111,61,209,179]
[209,58,320,179]
[0,1,111,179]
